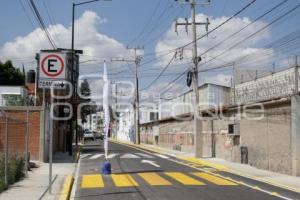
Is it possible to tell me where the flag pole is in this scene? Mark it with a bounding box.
[101,60,111,174]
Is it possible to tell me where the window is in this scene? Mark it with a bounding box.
[150,112,158,121]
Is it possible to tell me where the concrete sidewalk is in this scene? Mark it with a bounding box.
[134,142,300,193]
[0,152,77,200]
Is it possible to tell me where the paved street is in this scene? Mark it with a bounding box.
[72,141,300,200]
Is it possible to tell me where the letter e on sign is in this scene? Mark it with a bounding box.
[39,53,66,80]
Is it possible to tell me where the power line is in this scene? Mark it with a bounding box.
[137,1,173,45]
[140,0,258,94]
[202,4,300,68]
[159,68,189,94]
[139,0,257,67]
[27,0,56,49]
[128,0,162,45]
[18,0,44,45]
[199,0,289,59]
[41,0,61,44]
[142,5,187,46]
[199,29,300,74]
[141,53,176,90]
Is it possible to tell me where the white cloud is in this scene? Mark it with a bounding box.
[136,14,276,103]
[155,13,274,70]
[140,82,184,103]
[0,11,131,73]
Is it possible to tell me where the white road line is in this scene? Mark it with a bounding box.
[141,160,160,168]
[154,153,169,159]
[107,153,119,159]
[80,153,91,159]
[89,154,104,159]
[121,153,140,159]
[136,153,155,159]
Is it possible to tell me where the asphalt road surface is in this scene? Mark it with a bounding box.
[72,140,300,200]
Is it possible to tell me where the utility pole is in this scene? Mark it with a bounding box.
[111,46,143,144]
[175,0,210,157]
[295,55,299,95]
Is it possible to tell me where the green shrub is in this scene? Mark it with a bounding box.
[8,156,24,184]
[0,155,25,193]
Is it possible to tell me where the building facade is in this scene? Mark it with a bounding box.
[138,67,300,176]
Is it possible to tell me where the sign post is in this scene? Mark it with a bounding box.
[49,107,53,194]
[38,52,66,193]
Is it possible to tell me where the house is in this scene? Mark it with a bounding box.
[0,86,28,106]
[159,83,231,119]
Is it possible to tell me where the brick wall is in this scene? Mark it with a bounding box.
[0,107,43,161]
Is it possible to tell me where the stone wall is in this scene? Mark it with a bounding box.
[240,102,292,174]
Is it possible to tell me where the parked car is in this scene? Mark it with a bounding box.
[84,131,95,141]
[94,131,104,140]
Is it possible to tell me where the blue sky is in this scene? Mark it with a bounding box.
[0,0,247,46]
[1,0,291,49]
[0,0,299,97]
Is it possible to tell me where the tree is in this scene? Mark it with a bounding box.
[80,79,97,123]
[0,60,25,86]
[4,95,31,106]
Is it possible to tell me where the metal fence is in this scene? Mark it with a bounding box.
[0,108,30,186]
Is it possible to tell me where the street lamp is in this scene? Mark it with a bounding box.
[71,0,111,152]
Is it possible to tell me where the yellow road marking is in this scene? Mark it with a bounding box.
[59,175,74,200]
[111,174,138,187]
[138,173,172,186]
[192,172,238,186]
[165,172,205,185]
[271,192,279,196]
[81,174,104,188]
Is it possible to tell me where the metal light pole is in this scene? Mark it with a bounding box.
[71,0,112,152]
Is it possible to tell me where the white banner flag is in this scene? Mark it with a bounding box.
[103,61,110,159]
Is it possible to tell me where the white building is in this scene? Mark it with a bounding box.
[116,108,135,142]
[233,67,300,104]
[140,105,159,124]
[83,111,104,132]
[0,86,28,106]
[159,83,231,119]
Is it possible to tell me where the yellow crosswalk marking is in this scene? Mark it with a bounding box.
[138,173,172,186]
[192,172,238,186]
[81,174,104,188]
[165,172,205,185]
[111,174,138,187]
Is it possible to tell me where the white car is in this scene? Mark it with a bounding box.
[84,131,95,141]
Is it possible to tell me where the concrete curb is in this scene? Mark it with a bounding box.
[59,175,74,200]
[225,169,300,194]
[111,139,300,194]
[59,146,81,200]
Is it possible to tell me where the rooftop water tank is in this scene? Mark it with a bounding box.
[26,70,36,84]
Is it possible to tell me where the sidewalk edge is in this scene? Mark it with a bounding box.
[59,145,81,200]
[59,175,74,200]
[226,169,300,194]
